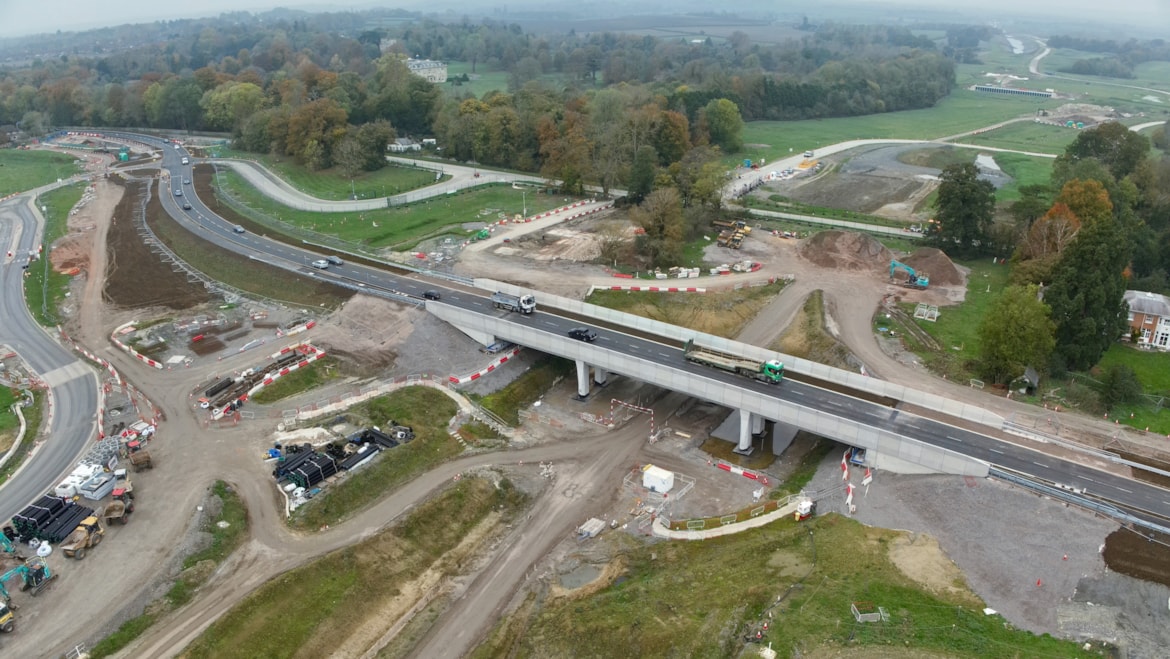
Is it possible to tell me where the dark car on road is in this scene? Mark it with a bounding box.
[326,255,344,266]
[422,290,441,300]
[182,202,191,210]
[568,327,598,342]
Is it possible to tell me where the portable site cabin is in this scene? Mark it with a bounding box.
[642,464,675,494]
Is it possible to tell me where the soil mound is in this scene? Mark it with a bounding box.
[314,294,411,371]
[798,230,891,272]
[902,247,963,286]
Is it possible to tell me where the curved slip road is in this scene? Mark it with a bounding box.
[0,192,100,524]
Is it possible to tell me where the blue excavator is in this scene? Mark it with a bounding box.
[889,260,929,289]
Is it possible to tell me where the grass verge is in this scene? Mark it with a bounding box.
[148,178,352,309]
[1091,344,1170,434]
[249,356,342,404]
[586,281,785,339]
[477,356,574,425]
[488,513,1090,658]
[185,476,528,659]
[902,259,1013,380]
[0,387,18,440]
[25,182,86,326]
[0,149,82,195]
[90,480,247,659]
[213,168,574,250]
[213,148,444,200]
[290,386,460,530]
[0,391,40,485]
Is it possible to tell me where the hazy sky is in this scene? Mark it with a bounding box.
[0,0,1164,38]
[0,0,299,37]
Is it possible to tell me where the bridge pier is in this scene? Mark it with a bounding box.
[734,408,754,455]
[574,359,591,400]
[593,368,608,387]
[751,412,765,435]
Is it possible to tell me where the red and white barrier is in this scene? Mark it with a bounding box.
[715,461,769,486]
[109,321,163,369]
[276,319,316,338]
[606,286,705,293]
[448,346,522,384]
[246,344,327,397]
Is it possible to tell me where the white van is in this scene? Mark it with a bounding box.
[181,157,189,165]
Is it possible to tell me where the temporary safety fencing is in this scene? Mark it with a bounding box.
[448,346,522,385]
[109,321,163,369]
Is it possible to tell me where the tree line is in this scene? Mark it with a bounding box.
[928,122,1170,395]
[1048,35,1170,79]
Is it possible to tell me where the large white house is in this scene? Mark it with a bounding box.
[1124,290,1170,350]
[405,58,447,83]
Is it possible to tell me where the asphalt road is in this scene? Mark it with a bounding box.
[0,196,100,524]
[99,131,1169,525]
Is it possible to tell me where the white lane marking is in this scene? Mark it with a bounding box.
[946,435,963,442]
[989,448,1004,454]
[1033,461,1049,469]
[1116,486,1132,494]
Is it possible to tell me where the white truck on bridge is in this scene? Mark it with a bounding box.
[684,339,784,384]
[491,291,536,314]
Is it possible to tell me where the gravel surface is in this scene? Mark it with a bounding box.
[804,449,1124,640]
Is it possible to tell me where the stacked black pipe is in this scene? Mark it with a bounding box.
[349,428,399,450]
[272,444,316,479]
[289,454,338,489]
[339,444,382,471]
[11,495,94,543]
[203,378,233,398]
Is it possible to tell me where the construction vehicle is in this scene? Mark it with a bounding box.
[889,260,929,289]
[103,489,135,526]
[491,291,536,314]
[0,557,56,603]
[712,219,751,235]
[683,339,784,384]
[128,448,153,472]
[716,230,745,249]
[60,516,105,559]
[0,598,12,633]
[0,534,24,561]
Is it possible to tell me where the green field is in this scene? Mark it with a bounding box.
[445,61,514,98]
[475,514,1089,658]
[214,169,575,250]
[213,148,444,200]
[0,149,83,196]
[25,182,87,326]
[903,259,1013,379]
[957,121,1076,155]
[992,152,1057,202]
[739,89,1056,167]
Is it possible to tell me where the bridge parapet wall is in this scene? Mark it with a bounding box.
[477,279,1004,430]
[429,302,988,478]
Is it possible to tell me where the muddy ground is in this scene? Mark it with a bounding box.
[104,177,211,309]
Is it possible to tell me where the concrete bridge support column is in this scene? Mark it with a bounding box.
[575,359,591,400]
[751,413,765,435]
[593,368,608,387]
[735,408,753,454]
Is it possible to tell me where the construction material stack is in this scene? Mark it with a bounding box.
[288,454,338,489]
[11,496,95,544]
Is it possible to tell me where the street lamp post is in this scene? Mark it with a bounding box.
[521,190,527,218]
[351,179,356,200]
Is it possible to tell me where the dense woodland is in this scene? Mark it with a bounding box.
[1048,35,1170,79]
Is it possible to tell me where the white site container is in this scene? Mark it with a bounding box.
[641,464,675,494]
[79,472,116,501]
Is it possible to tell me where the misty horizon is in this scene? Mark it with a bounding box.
[0,0,1165,40]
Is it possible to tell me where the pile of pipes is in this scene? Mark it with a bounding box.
[11,495,95,544]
